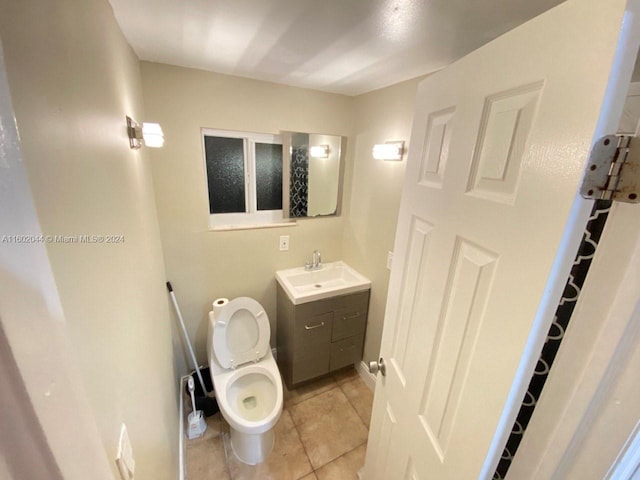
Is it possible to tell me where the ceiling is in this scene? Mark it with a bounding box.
[109,0,565,96]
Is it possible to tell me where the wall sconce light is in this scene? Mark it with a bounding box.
[309,144,330,158]
[127,116,164,149]
[373,141,404,161]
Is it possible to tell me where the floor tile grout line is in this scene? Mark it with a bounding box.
[288,407,315,480]
[289,380,358,476]
[338,378,371,431]
[312,440,369,478]
[336,376,371,474]
[285,379,339,409]
[289,374,370,475]
[286,387,341,424]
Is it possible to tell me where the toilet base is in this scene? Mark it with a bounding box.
[230,427,275,465]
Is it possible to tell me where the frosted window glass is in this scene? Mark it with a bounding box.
[255,143,283,211]
[204,136,245,214]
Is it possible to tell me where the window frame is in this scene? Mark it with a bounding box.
[201,128,289,230]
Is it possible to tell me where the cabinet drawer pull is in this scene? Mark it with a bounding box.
[305,321,325,330]
[342,312,361,320]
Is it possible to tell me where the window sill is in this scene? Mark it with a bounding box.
[208,210,294,231]
[209,221,297,232]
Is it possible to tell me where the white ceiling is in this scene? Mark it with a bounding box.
[109,0,564,96]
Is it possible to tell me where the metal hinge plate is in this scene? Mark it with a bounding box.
[580,135,640,203]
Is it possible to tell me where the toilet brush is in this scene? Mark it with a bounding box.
[167,281,219,417]
[186,377,207,440]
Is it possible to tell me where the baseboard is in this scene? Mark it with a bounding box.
[178,375,188,480]
[356,360,376,392]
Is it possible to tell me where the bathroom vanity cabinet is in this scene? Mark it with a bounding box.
[276,285,370,388]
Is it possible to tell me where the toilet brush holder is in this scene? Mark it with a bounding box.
[187,410,207,440]
[187,377,207,440]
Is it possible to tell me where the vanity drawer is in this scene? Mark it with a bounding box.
[329,335,364,371]
[294,311,333,347]
[332,290,369,309]
[332,304,368,342]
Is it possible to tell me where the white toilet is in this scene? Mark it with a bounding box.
[207,297,283,465]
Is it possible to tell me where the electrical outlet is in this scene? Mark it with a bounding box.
[116,423,135,480]
[386,251,394,271]
[279,235,290,251]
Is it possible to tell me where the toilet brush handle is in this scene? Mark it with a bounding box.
[188,377,197,413]
[167,282,209,396]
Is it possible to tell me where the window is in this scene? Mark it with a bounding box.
[202,129,285,229]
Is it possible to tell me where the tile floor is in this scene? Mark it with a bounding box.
[185,367,374,480]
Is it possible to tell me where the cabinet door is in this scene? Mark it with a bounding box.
[294,311,332,345]
[292,311,332,384]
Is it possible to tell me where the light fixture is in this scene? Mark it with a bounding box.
[126,116,164,149]
[373,141,404,161]
[309,144,330,158]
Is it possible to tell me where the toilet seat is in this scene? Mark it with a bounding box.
[213,297,270,369]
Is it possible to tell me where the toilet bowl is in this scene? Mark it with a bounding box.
[207,297,283,465]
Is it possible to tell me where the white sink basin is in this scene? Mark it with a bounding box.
[276,261,371,305]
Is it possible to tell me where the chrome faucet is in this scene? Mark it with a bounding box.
[305,250,322,270]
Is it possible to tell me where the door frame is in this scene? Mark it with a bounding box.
[479,4,640,476]
[508,201,640,478]
[506,85,640,480]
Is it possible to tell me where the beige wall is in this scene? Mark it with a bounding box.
[0,1,178,479]
[343,77,424,365]
[141,62,354,374]
[0,40,114,480]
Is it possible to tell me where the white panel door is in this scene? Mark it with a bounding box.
[364,0,639,479]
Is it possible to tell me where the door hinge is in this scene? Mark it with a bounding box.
[580,135,640,203]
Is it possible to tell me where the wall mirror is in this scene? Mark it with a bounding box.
[282,131,346,218]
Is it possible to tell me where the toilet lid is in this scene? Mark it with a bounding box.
[212,297,270,369]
